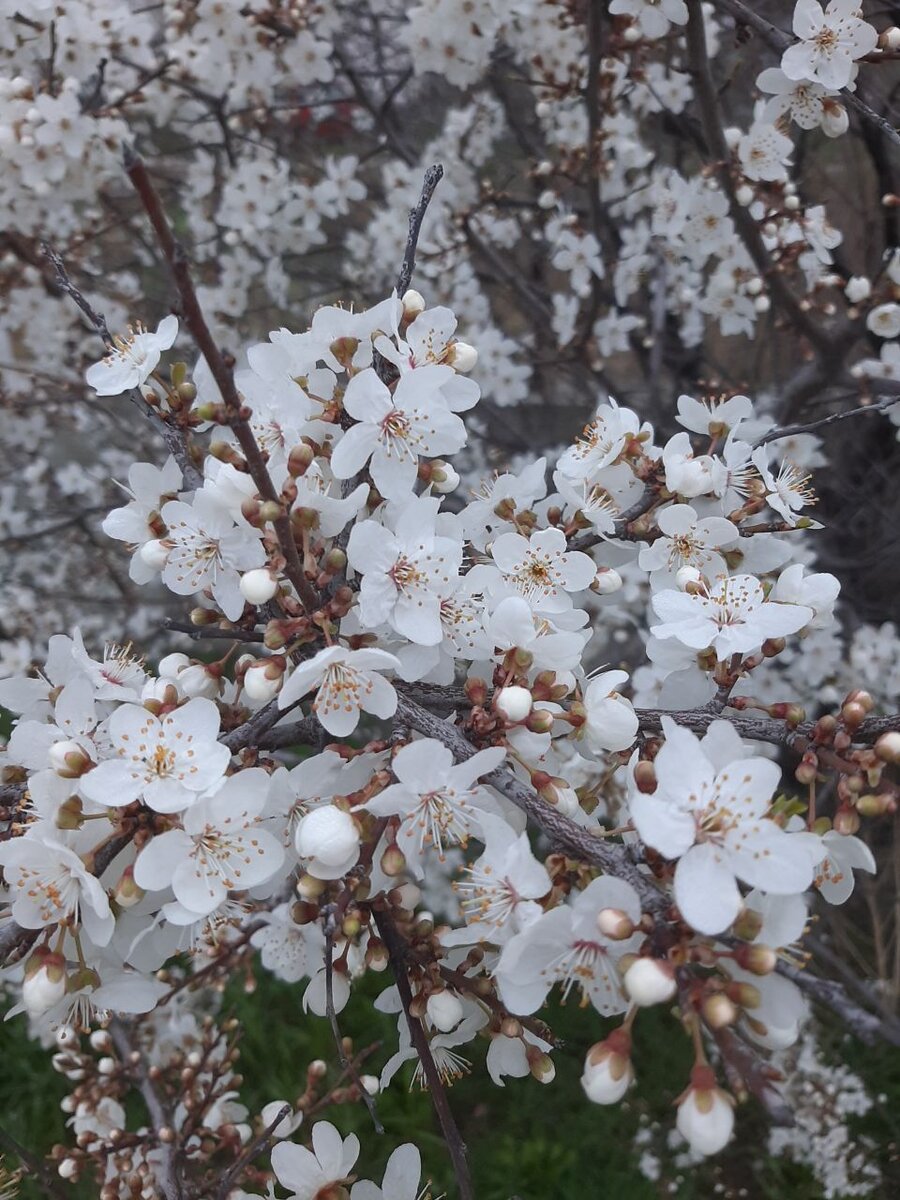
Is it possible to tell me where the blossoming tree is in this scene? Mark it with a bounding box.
[2,1,900,1197]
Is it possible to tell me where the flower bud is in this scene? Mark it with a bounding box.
[731,906,763,942]
[178,663,221,699]
[732,943,777,975]
[856,792,896,816]
[592,567,623,595]
[527,1048,556,1084]
[448,341,478,373]
[581,1029,633,1104]
[240,568,279,605]
[430,460,460,494]
[380,843,407,877]
[623,957,676,1007]
[295,806,360,868]
[288,442,316,477]
[23,950,67,1016]
[494,685,533,723]
[675,565,702,591]
[139,538,170,570]
[49,740,92,778]
[596,908,635,941]
[243,658,285,703]
[702,993,738,1030]
[875,731,900,765]
[633,760,657,794]
[676,1065,735,1156]
[426,990,464,1033]
[844,275,871,303]
[114,865,145,909]
[401,289,426,318]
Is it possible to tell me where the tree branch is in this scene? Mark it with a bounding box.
[396,163,444,297]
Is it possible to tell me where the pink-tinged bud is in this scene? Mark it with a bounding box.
[324,547,347,574]
[581,1029,633,1104]
[726,980,762,1010]
[243,658,285,703]
[794,753,818,786]
[426,990,464,1033]
[447,341,478,373]
[676,1065,735,1156]
[732,943,777,976]
[596,908,635,940]
[833,806,861,836]
[401,288,426,318]
[841,700,867,729]
[494,686,533,723]
[633,760,657,794]
[464,677,488,707]
[500,1016,523,1038]
[287,443,315,478]
[875,731,900,765]
[526,708,555,734]
[139,538,170,570]
[380,843,407,877]
[592,567,623,595]
[240,568,279,606]
[624,958,677,1007]
[114,865,145,909]
[702,993,738,1030]
[23,950,67,1017]
[761,637,786,658]
[49,740,93,779]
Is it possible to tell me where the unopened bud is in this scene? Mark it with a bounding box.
[633,760,657,794]
[288,443,316,477]
[592,567,623,595]
[426,990,464,1033]
[731,907,764,942]
[702,993,738,1030]
[114,865,145,909]
[494,685,533,723]
[875,732,900,764]
[240,568,279,605]
[596,907,635,940]
[856,793,896,816]
[139,538,170,570]
[430,460,460,494]
[624,957,677,1007]
[833,806,861,835]
[49,740,92,779]
[732,943,777,975]
[380,843,407,877]
[401,289,426,318]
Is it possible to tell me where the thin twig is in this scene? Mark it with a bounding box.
[323,924,384,1133]
[395,163,445,297]
[752,393,900,449]
[373,907,474,1200]
[214,1103,292,1200]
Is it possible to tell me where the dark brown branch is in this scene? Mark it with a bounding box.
[123,151,321,614]
[372,907,474,1200]
[396,163,444,297]
[162,618,266,643]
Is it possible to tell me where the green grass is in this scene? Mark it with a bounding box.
[3,969,899,1199]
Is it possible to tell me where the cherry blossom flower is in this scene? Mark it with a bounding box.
[650,575,814,660]
[277,645,401,736]
[628,718,820,934]
[637,504,738,581]
[489,527,595,613]
[781,0,877,91]
[102,457,183,584]
[556,402,640,481]
[133,770,283,916]
[738,121,793,184]
[80,698,230,814]
[347,496,462,645]
[363,738,505,874]
[756,67,848,137]
[0,833,114,945]
[444,810,551,945]
[662,432,716,498]
[484,596,588,673]
[495,876,642,1015]
[270,1122,359,1200]
[85,315,178,396]
[751,447,819,527]
[159,492,266,621]
[330,366,466,500]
